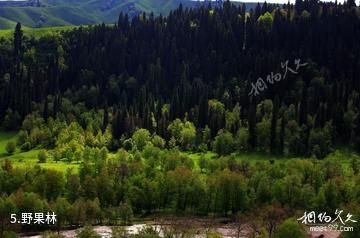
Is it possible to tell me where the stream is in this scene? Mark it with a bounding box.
[20,220,342,238]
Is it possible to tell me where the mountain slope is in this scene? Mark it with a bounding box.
[0,16,18,29]
[0,0,244,29]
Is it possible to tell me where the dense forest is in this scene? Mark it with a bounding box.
[0,0,360,237]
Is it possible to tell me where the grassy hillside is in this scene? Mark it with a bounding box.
[0,0,245,29]
[0,6,99,28]
[0,16,17,29]
[0,0,179,28]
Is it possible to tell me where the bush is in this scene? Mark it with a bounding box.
[38,150,47,163]
[118,202,133,225]
[274,218,307,238]
[309,126,332,159]
[41,232,65,238]
[76,226,100,238]
[5,141,16,154]
[111,226,128,238]
[152,135,165,149]
[132,128,151,151]
[213,130,235,155]
[133,227,160,238]
[20,142,32,152]
[17,130,28,146]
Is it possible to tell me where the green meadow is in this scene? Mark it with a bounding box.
[0,132,80,172]
[1,131,356,175]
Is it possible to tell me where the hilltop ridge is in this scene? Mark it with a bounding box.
[0,0,254,28]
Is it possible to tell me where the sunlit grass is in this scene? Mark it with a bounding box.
[0,132,80,173]
[0,131,356,175]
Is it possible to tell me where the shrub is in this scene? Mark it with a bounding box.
[38,150,47,163]
[20,142,32,152]
[41,231,65,238]
[76,226,100,238]
[274,218,307,238]
[213,130,235,155]
[118,202,133,225]
[132,128,151,151]
[17,130,28,146]
[5,141,16,154]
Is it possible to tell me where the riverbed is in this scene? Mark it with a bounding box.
[20,218,341,238]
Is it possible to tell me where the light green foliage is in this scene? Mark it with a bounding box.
[132,128,151,151]
[180,121,196,150]
[151,135,165,149]
[21,113,51,148]
[56,122,85,146]
[168,119,183,141]
[225,103,241,133]
[168,136,177,149]
[55,122,85,162]
[168,119,196,150]
[208,99,225,114]
[274,218,307,238]
[257,12,273,31]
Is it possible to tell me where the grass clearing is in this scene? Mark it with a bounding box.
[0,132,80,173]
[0,131,356,174]
[185,148,355,172]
